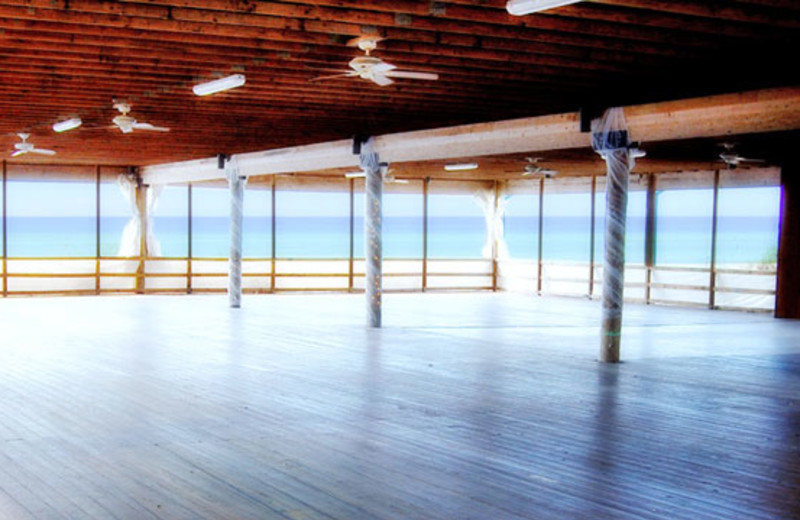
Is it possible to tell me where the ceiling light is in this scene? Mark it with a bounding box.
[344,171,366,178]
[506,0,583,16]
[52,117,82,133]
[444,162,479,171]
[192,74,246,96]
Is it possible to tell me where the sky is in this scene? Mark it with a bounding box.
[3,180,782,220]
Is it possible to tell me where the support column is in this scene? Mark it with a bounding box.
[709,170,721,309]
[2,160,7,298]
[135,175,147,294]
[776,156,800,318]
[537,177,544,295]
[589,173,597,298]
[644,174,657,304]
[226,156,245,308]
[359,138,382,328]
[593,107,643,363]
[95,166,101,295]
[422,177,429,292]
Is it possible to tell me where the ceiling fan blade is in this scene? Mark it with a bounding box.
[31,148,56,156]
[738,157,765,163]
[133,122,170,132]
[10,150,27,157]
[371,74,394,86]
[309,72,357,83]
[384,70,439,81]
[372,62,396,74]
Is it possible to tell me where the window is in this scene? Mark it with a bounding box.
[427,186,484,259]
[542,190,592,262]
[505,189,540,260]
[656,187,714,266]
[191,184,228,258]
[7,179,95,257]
[276,183,350,258]
[100,177,132,257]
[152,185,188,257]
[716,185,780,267]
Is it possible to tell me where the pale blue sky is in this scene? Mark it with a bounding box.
[3,181,782,220]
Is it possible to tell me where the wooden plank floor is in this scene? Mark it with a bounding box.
[0,293,798,519]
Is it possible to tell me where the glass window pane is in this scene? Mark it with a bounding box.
[191,184,228,258]
[276,184,350,258]
[427,187,484,259]
[717,186,780,267]
[100,178,133,257]
[244,186,272,259]
[153,185,188,257]
[505,191,540,260]
[542,190,591,262]
[7,179,95,257]
[594,187,647,265]
[354,183,423,259]
[656,187,714,266]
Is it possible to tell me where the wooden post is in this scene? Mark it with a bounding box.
[187,183,193,294]
[537,177,544,295]
[644,174,657,304]
[135,176,147,294]
[422,177,429,292]
[709,169,721,309]
[360,138,382,328]
[2,160,6,298]
[598,145,636,364]
[776,156,800,318]
[589,173,597,298]
[95,166,101,295]
[271,175,277,293]
[348,178,355,293]
[491,180,499,292]
[227,158,245,308]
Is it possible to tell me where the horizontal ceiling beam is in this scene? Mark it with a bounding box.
[141,86,800,185]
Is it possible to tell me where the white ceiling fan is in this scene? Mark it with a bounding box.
[521,157,558,178]
[11,133,56,157]
[111,101,170,134]
[345,164,409,184]
[718,143,764,169]
[311,36,439,87]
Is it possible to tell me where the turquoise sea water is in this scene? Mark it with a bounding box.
[3,216,779,266]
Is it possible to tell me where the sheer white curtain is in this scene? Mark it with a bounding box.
[116,174,163,257]
[474,184,510,261]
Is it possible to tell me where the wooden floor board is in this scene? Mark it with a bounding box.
[0,293,799,519]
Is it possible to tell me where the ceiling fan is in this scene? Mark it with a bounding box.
[521,157,558,178]
[718,143,764,169]
[111,101,170,134]
[310,36,439,87]
[345,163,409,184]
[11,133,56,157]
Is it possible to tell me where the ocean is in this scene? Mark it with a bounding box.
[2,216,779,267]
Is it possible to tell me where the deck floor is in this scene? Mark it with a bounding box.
[0,293,798,519]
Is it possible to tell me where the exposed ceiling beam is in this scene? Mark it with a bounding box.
[141,86,800,185]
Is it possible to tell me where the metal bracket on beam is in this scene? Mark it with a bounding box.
[217,153,230,170]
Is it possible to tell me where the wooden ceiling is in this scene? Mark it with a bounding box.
[1,0,798,171]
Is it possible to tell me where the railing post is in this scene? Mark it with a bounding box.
[422,177,429,292]
[187,183,193,294]
[537,177,544,295]
[348,178,355,293]
[135,173,147,294]
[644,174,657,304]
[271,175,277,293]
[589,173,597,298]
[95,166,101,295]
[2,160,7,298]
[709,169,721,309]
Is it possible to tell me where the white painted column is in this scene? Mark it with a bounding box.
[226,157,245,308]
[593,108,644,363]
[359,138,382,328]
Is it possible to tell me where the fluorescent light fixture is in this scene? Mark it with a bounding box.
[506,0,583,16]
[192,74,246,96]
[344,171,366,178]
[443,162,479,172]
[52,117,82,133]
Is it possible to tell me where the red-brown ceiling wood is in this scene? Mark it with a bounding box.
[0,0,797,168]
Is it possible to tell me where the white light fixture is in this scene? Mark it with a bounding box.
[506,0,583,16]
[444,162,479,172]
[52,117,82,133]
[192,74,246,96]
[344,171,366,178]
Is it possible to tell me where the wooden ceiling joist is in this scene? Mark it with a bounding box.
[141,87,800,185]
